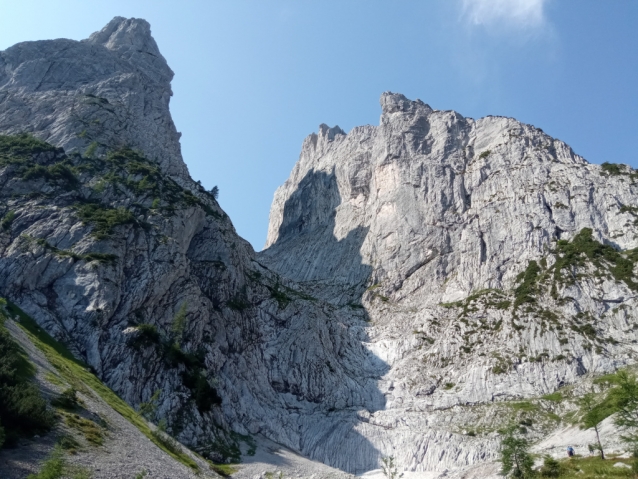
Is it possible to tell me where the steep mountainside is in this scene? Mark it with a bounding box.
[1,17,638,478]
[259,93,638,471]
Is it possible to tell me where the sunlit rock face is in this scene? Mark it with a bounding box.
[2,17,638,477]
[260,91,638,472]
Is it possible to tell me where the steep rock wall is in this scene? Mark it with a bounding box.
[260,92,638,472]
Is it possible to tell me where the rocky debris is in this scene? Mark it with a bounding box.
[1,18,638,477]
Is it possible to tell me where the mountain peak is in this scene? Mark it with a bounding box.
[86,17,158,55]
[85,17,173,83]
[380,91,432,114]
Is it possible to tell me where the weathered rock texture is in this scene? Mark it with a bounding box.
[260,92,638,472]
[1,17,638,477]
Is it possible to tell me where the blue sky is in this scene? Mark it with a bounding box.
[1,1,637,250]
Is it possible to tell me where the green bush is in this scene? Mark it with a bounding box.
[0,305,55,447]
[0,133,58,160]
[26,445,65,479]
[1,211,15,230]
[182,370,221,412]
[51,388,79,410]
[601,162,624,176]
[129,324,160,348]
[84,142,98,159]
[65,413,103,446]
[73,203,135,239]
[539,455,561,477]
[22,163,78,188]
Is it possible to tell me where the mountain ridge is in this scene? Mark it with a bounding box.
[1,17,638,478]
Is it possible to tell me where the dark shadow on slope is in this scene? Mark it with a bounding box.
[261,168,372,301]
[258,169,389,474]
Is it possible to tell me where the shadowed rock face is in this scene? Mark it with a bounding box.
[3,17,638,477]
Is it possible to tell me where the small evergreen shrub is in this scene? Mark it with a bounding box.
[51,388,79,410]
[1,211,15,230]
[0,303,55,447]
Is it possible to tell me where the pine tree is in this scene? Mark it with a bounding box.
[579,392,614,460]
[500,426,535,478]
[381,456,403,479]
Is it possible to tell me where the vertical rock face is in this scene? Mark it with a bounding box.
[260,92,638,471]
[2,19,638,476]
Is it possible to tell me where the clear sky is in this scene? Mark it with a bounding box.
[1,0,637,250]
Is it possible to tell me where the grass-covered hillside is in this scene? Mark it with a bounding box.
[0,298,220,478]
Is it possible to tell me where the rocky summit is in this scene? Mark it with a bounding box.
[2,17,638,479]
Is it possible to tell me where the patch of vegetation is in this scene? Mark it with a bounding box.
[495,300,511,310]
[554,228,638,290]
[551,455,634,478]
[227,295,250,311]
[84,142,98,159]
[51,388,79,410]
[127,322,222,413]
[0,300,55,448]
[541,392,563,402]
[171,303,188,346]
[443,382,455,390]
[570,323,597,339]
[268,282,292,309]
[210,463,239,477]
[508,401,538,413]
[22,162,79,189]
[619,205,638,216]
[129,324,161,349]
[0,133,59,160]
[182,369,221,413]
[0,135,82,192]
[73,203,135,240]
[514,260,541,308]
[64,412,104,446]
[499,425,534,478]
[440,289,509,318]
[26,443,92,479]
[134,470,148,479]
[601,162,625,176]
[479,150,491,159]
[26,445,66,479]
[29,237,118,264]
[58,434,81,455]
[98,148,220,219]
[1,210,15,230]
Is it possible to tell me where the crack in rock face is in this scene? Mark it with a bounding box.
[2,17,638,476]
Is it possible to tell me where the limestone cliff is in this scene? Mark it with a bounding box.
[260,92,638,472]
[1,17,638,478]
